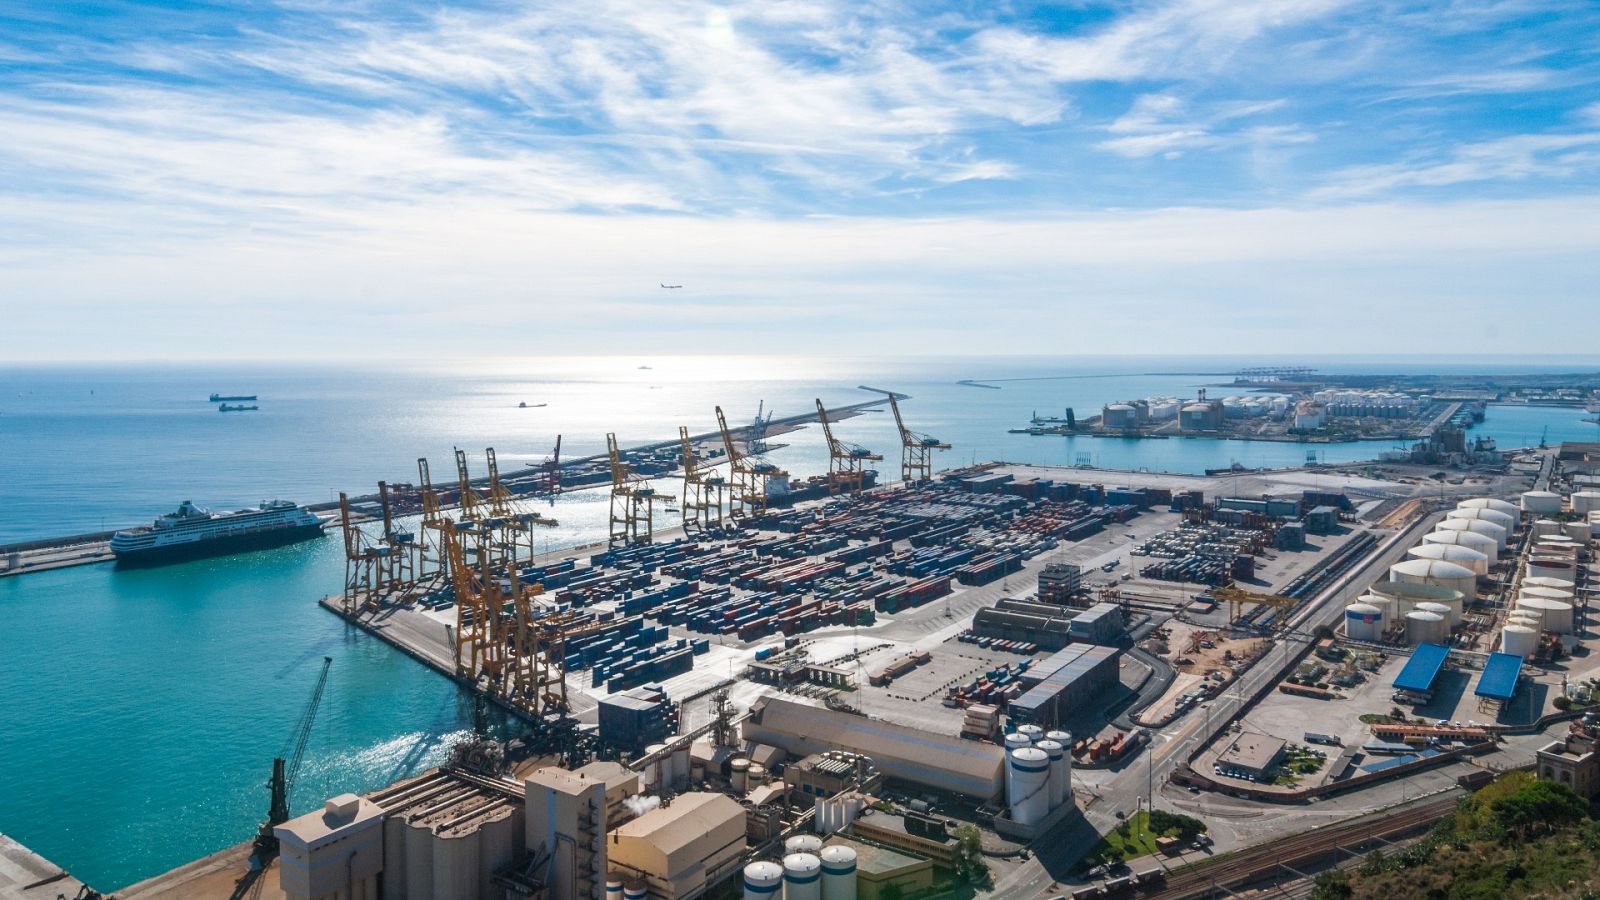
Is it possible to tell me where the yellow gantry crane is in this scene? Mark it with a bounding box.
[376,480,417,595]
[816,398,882,495]
[1212,584,1300,628]
[337,491,386,615]
[883,391,950,484]
[416,457,453,582]
[717,405,788,518]
[485,446,557,566]
[680,425,727,533]
[607,432,661,546]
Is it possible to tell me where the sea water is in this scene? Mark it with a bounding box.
[2,354,1596,888]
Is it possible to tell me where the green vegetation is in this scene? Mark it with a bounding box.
[1087,810,1208,866]
[1359,713,1399,725]
[1310,773,1600,900]
[950,824,990,887]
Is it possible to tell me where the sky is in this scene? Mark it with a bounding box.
[2,0,1599,360]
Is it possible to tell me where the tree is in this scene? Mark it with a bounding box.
[952,824,990,885]
[1492,780,1587,838]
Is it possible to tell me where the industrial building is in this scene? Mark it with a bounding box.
[605,792,746,900]
[1038,562,1083,605]
[823,836,931,900]
[524,765,609,900]
[742,697,1006,800]
[1007,644,1122,729]
[972,599,1074,650]
[1068,602,1125,645]
[1216,734,1285,781]
[599,686,680,755]
[276,794,386,900]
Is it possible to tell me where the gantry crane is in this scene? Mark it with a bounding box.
[377,480,417,594]
[454,448,501,570]
[717,405,789,518]
[607,432,662,546]
[882,391,950,484]
[1211,584,1301,628]
[680,425,727,533]
[416,457,453,581]
[255,656,332,857]
[536,435,562,497]
[444,522,506,686]
[486,446,557,565]
[816,398,882,495]
[337,492,386,614]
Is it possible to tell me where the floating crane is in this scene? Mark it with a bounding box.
[337,491,385,615]
[717,405,789,517]
[816,398,882,495]
[255,656,332,858]
[680,425,727,533]
[882,391,950,484]
[607,432,662,546]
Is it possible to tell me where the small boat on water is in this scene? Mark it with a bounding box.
[209,393,257,402]
[518,402,548,409]
[219,404,258,412]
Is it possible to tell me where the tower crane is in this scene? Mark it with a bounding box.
[816,398,882,495]
[882,391,950,483]
[717,405,788,518]
[255,656,332,858]
[607,432,661,546]
[680,425,727,533]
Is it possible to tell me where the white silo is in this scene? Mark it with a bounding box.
[1035,739,1066,810]
[642,744,666,792]
[1565,521,1592,543]
[1501,624,1540,658]
[819,845,857,900]
[1415,601,1455,630]
[1524,575,1577,593]
[1517,596,1574,634]
[1522,491,1563,514]
[624,878,648,900]
[1424,529,1499,565]
[1528,557,1577,582]
[1390,558,1478,598]
[786,835,823,856]
[1573,491,1600,515]
[1408,543,1489,576]
[1017,723,1045,744]
[1045,730,1073,808]
[1448,507,1516,533]
[1436,518,1508,551]
[1006,747,1051,826]
[730,757,750,792]
[744,861,784,900]
[1458,498,1520,517]
[1345,602,1383,641]
[784,853,822,900]
[607,876,625,900]
[671,743,691,787]
[1405,610,1448,646]
[1534,519,1563,538]
[1004,732,1033,751]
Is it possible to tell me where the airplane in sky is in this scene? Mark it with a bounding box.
[660,283,683,289]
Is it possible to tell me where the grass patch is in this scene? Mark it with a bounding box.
[1085,810,1208,867]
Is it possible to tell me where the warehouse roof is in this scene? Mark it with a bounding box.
[1393,643,1451,694]
[610,792,744,857]
[1475,652,1524,702]
[744,698,1004,798]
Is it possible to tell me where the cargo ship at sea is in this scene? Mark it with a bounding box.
[109,499,324,566]
[208,393,257,402]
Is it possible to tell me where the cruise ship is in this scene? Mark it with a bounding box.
[109,499,325,566]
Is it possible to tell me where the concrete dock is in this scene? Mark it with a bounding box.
[0,833,90,899]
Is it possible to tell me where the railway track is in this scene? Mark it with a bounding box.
[1145,795,1457,899]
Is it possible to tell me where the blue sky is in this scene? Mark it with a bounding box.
[2,0,1598,359]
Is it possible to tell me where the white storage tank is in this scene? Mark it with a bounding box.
[1004,732,1033,751]
[1408,543,1488,576]
[1501,624,1540,658]
[1390,558,1478,598]
[784,853,822,900]
[1565,521,1592,543]
[744,861,784,900]
[730,757,750,792]
[624,878,648,900]
[1006,747,1051,826]
[1518,596,1575,634]
[786,835,823,856]
[748,763,767,789]
[819,845,857,900]
[1405,610,1448,646]
[1524,575,1577,593]
[1345,602,1384,641]
[1448,507,1516,531]
[671,742,691,787]
[1523,491,1563,514]
[607,875,625,900]
[1435,518,1508,551]
[1534,519,1563,538]
[1423,529,1499,564]
[1573,491,1600,515]
[1521,585,1575,602]
[1369,580,1466,619]
[1045,730,1073,808]
[1017,724,1045,743]
[1415,601,1456,629]
[642,744,666,791]
[1458,498,1520,517]
[1507,611,1543,630]
[1528,557,1577,582]
[1035,739,1066,810]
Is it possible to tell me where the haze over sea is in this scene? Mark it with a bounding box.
[2,354,1598,890]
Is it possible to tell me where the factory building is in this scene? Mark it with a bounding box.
[1007,644,1121,730]
[823,836,931,900]
[1216,734,1285,781]
[605,792,746,900]
[276,794,386,900]
[973,599,1074,650]
[525,765,609,900]
[742,697,1005,800]
[1069,602,1125,645]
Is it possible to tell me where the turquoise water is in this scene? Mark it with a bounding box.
[2,355,1597,889]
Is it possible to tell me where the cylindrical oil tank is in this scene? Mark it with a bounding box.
[1534,519,1563,537]
[787,834,823,856]
[820,845,858,900]
[1345,602,1383,641]
[1103,404,1137,429]
[1522,491,1563,514]
[671,743,691,787]
[1524,575,1577,593]
[1405,610,1448,646]
[623,879,648,900]
[1017,724,1045,743]
[1408,543,1488,576]
[1423,529,1499,564]
[1572,491,1600,514]
[748,763,767,788]
[1529,557,1577,582]
[1035,739,1066,810]
[1007,747,1051,826]
[1507,611,1542,630]
[1566,521,1592,542]
[1436,518,1507,551]
[1414,601,1455,629]
[1501,624,1540,658]
[607,876,625,900]
[1517,596,1574,634]
[1390,558,1477,598]
[1522,585,1575,602]
[1459,498,1519,517]
[1448,507,1516,532]
[1004,732,1033,751]
[744,861,784,900]
[730,757,751,792]
[784,853,822,900]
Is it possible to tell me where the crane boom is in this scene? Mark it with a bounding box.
[263,656,332,841]
[883,391,949,483]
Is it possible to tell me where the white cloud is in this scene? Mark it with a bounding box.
[1314,132,1600,197]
